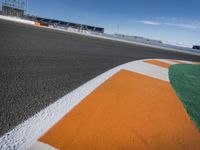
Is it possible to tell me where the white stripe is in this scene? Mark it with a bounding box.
[29,141,57,150]
[156,59,179,65]
[176,60,197,64]
[124,61,169,82]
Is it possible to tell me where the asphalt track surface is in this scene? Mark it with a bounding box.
[0,19,199,136]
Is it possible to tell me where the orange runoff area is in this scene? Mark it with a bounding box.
[40,70,200,150]
[145,60,171,68]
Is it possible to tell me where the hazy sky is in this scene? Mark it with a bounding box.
[1,0,200,46]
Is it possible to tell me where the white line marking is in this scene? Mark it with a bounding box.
[29,141,57,150]
[124,61,169,82]
[156,59,179,65]
[176,60,197,64]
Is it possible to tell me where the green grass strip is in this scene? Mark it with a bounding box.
[169,64,200,131]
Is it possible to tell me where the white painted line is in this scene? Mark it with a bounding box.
[156,59,179,65]
[124,61,169,82]
[29,141,57,150]
[176,60,197,64]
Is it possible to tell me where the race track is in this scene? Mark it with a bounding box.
[0,19,199,136]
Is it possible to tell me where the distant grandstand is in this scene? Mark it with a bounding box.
[25,15,104,33]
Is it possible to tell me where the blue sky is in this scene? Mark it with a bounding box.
[1,0,200,46]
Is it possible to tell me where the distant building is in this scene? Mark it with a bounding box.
[2,5,24,17]
[1,0,27,18]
